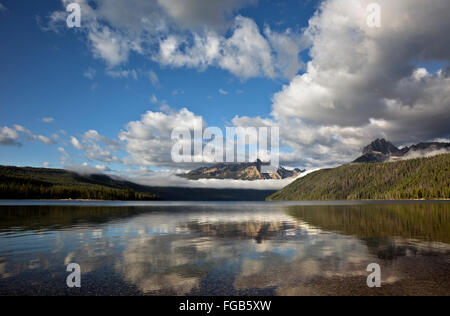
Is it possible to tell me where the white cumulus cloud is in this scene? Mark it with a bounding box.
[0,127,20,146]
[119,107,204,168]
[235,0,450,168]
[47,1,304,80]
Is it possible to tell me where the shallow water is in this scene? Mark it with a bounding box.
[0,201,449,296]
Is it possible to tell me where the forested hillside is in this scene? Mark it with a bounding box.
[268,154,450,201]
[0,166,275,201]
[0,166,158,200]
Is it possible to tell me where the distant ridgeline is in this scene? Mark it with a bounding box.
[353,139,450,163]
[268,153,450,201]
[179,159,305,181]
[0,166,159,201]
[0,166,276,201]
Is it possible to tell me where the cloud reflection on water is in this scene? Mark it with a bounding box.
[0,203,449,295]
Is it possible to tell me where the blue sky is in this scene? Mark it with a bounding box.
[0,0,318,168]
[0,0,449,187]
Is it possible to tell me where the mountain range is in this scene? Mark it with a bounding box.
[0,166,275,201]
[179,159,305,181]
[2,138,449,201]
[353,139,450,163]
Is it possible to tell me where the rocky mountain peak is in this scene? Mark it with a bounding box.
[363,139,402,155]
[354,139,450,163]
[179,161,305,181]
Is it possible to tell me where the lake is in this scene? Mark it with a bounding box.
[0,201,449,296]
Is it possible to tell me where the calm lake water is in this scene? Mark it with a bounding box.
[0,201,449,296]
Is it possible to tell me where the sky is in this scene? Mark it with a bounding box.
[0,0,449,188]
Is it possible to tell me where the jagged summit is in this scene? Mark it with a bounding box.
[362,139,403,156]
[179,160,305,181]
[354,139,450,163]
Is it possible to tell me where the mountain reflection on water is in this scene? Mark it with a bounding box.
[0,202,449,296]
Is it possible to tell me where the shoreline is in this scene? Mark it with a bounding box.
[0,198,450,202]
[0,199,449,207]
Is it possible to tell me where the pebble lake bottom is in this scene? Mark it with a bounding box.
[0,201,449,296]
